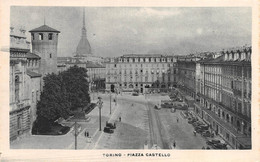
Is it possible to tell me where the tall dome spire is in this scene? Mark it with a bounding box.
[75,8,92,57]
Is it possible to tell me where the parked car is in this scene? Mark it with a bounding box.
[206,139,221,146]
[199,125,209,130]
[106,122,116,129]
[213,143,227,149]
[103,127,114,133]
[202,130,213,137]
[132,92,139,96]
[195,128,203,133]
[192,121,204,127]
[188,118,197,124]
[161,102,173,108]
[195,125,208,132]
[170,97,178,102]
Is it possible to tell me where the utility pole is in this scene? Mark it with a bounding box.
[74,121,77,150]
[110,91,112,114]
[115,88,117,106]
[97,97,103,131]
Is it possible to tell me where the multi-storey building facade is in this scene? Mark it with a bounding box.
[176,56,201,99]
[194,46,251,149]
[105,54,177,93]
[9,26,41,141]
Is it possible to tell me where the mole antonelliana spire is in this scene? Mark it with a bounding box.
[75,8,92,56]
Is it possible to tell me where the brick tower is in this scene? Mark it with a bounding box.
[29,24,60,76]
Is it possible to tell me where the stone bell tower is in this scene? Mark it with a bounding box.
[29,23,60,76]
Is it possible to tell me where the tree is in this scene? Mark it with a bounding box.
[36,73,70,122]
[60,66,90,111]
[33,66,91,133]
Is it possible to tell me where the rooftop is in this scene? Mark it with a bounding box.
[26,70,42,78]
[85,61,105,68]
[29,25,60,33]
[122,54,174,57]
[26,52,41,59]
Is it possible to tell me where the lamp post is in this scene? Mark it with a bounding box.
[97,97,103,131]
[115,88,117,106]
[109,91,112,114]
[74,121,78,150]
[92,81,95,101]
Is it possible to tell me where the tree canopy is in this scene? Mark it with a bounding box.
[35,66,90,122]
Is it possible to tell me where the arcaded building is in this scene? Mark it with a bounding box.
[105,54,177,93]
[194,46,251,149]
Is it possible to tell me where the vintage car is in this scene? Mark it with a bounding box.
[213,143,228,149]
[192,121,204,127]
[207,139,227,149]
[206,139,220,146]
[106,122,116,129]
[202,130,213,137]
[103,127,114,134]
[188,118,197,124]
[161,102,174,108]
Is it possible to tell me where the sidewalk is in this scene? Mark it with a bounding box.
[80,98,120,149]
[10,96,119,149]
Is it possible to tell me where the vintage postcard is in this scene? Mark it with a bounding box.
[0,0,259,161]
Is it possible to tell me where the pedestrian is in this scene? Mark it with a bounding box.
[86,131,89,137]
[119,116,121,122]
[193,131,196,136]
[114,122,116,128]
[84,131,87,137]
[177,118,179,123]
[173,140,176,148]
[202,146,205,149]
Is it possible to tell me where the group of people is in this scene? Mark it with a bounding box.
[84,131,89,138]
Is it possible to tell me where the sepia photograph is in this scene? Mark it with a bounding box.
[0,1,259,161]
[7,6,252,150]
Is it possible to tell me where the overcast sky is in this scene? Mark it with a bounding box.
[11,7,251,57]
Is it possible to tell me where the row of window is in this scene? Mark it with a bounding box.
[31,33,54,40]
[110,57,176,63]
[109,63,172,68]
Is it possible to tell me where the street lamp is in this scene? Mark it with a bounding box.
[74,121,79,150]
[92,81,95,101]
[115,88,117,106]
[109,91,112,114]
[97,97,103,131]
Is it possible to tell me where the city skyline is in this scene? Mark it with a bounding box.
[11,7,251,57]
